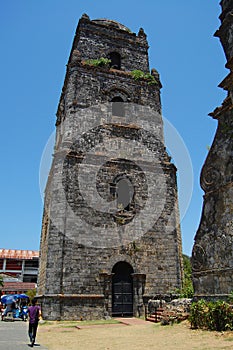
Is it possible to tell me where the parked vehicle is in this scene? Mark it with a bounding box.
[13,305,28,321]
[1,293,29,321]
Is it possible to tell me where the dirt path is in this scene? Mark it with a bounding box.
[37,319,233,350]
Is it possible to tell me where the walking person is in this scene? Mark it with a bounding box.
[27,298,41,347]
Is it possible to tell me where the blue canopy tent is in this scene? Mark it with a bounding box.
[1,294,17,305]
[1,293,29,305]
[15,293,29,300]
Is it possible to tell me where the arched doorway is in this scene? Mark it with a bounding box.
[112,261,134,316]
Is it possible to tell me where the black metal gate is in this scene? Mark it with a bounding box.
[112,262,133,316]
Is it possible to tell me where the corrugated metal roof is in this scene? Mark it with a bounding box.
[0,249,39,260]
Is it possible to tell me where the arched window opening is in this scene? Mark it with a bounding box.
[111,96,125,117]
[116,177,134,211]
[109,52,121,70]
[110,174,134,212]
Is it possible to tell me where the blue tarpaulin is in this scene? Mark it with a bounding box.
[15,293,29,299]
[1,293,29,304]
[1,294,17,305]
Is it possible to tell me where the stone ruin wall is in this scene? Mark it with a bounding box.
[192,0,233,298]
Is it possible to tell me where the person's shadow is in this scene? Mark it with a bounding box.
[28,344,40,347]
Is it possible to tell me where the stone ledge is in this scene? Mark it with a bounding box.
[193,294,231,302]
[193,266,233,276]
[37,294,105,299]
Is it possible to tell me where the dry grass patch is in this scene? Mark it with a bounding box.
[38,319,233,350]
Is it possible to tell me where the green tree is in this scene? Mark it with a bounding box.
[181,254,194,298]
[26,288,37,303]
[0,275,4,288]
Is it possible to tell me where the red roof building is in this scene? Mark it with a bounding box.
[0,249,39,294]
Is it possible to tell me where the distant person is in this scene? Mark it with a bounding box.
[0,301,5,320]
[1,303,12,320]
[27,298,41,347]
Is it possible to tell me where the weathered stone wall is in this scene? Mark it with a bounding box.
[39,295,105,321]
[72,16,149,73]
[38,14,183,320]
[192,1,233,298]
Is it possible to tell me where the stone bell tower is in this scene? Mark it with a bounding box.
[37,14,183,320]
[192,1,233,299]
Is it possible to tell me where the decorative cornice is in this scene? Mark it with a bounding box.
[218,71,233,90]
[209,96,233,119]
[193,266,233,276]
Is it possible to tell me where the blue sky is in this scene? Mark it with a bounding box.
[0,1,227,255]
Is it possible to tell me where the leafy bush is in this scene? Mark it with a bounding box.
[144,73,158,85]
[189,300,233,331]
[228,291,233,304]
[84,57,111,67]
[130,70,158,85]
[130,69,145,80]
[189,300,209,329]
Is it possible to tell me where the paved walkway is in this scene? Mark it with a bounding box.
[75,317,149,329]
[115,317,149,325]
[0,320,48,350]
